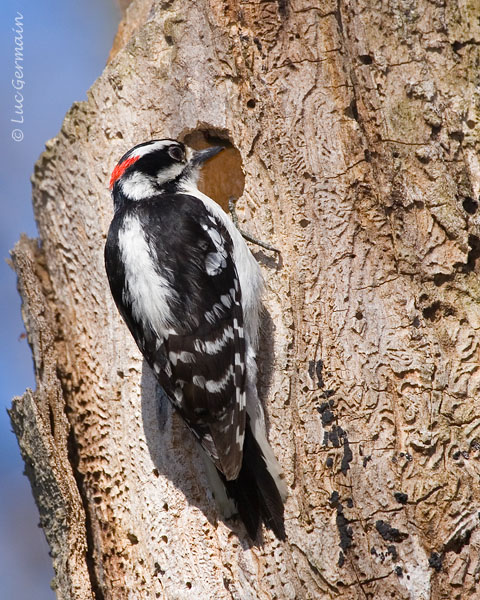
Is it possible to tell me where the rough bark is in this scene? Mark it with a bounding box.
[10,0,480,598]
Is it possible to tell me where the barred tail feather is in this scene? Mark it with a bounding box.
[221,420,286,541]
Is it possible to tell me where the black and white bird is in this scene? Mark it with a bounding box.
[104,139,287,540]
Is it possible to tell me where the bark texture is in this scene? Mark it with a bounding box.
[10,0,480,598]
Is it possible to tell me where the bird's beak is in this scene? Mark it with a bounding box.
[189,146,224,167]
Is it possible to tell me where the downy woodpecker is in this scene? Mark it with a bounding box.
[104,139,286,540]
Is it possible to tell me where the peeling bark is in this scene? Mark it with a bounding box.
[10,0,480,598]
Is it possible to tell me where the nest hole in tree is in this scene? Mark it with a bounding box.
[182,130,245,213]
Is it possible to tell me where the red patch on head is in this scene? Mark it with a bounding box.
[109,155,140,189]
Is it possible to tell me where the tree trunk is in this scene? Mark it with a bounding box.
[10,0,480,598]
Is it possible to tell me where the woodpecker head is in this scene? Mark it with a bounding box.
[109,139,223,208]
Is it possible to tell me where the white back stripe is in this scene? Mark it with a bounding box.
[119,214,176,337]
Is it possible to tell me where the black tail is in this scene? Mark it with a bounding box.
[222,421,286,541]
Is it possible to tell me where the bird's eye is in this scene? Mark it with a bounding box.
[168,146,185,162]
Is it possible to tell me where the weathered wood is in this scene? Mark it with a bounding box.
[11,0,480,598]
[10,237,93,600]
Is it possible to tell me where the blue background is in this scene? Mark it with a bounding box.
[0,2,120,597]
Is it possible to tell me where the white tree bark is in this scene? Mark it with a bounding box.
[10,0,480,598]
